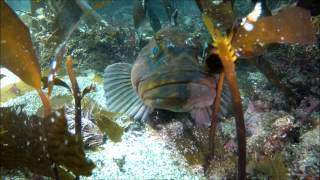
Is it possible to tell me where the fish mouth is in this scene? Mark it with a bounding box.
[141,82,191,111]
[136,70,211,111]
[137,70,204,96]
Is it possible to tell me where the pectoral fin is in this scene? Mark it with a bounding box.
[191,81,232,127]
[103,63,153,122]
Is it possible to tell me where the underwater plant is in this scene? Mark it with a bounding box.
[0,106,95,179]
[0,1,122,179]
[196,0,316,179]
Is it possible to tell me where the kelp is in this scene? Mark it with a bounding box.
[41,76,72,93]
[232,6,316,57]
[0,2,100,178]
[0,107,95,178]
[82,98,123,143]
[0,1,51,115]
[203,13,246,179]
[198,1,316,179]
[0,1,41,90]
[195,0,235,32]
[36,95,124,143]
[94,110,123,143]
[45,0,111,98]
[65,56,124,144]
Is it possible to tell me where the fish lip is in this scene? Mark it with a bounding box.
[137,69,208,84]
[135,69,212,100]
[141,81,191,98]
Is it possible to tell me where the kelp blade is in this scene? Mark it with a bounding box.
[0,107,95,178]
[196,0,235,32]
[232,7,316,58]
[0,1,42,90]
[94,110,124,143]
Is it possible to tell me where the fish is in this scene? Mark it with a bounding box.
[104,27,231,126]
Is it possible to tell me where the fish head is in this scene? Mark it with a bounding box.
[131,27,217,112]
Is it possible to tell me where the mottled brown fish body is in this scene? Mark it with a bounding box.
[104,27,229,126]
[131,27,216,112]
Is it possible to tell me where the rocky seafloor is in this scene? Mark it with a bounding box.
[1,63,319,179]
[2,1,320,179]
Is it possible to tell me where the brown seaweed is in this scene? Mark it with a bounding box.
[0,107,95,178]
[195,0,235,32]
[0,1,42,90]
[66,56,82,148]
[94,110,123,143]
[203,14,246,179]
[200,1,316,178]
[232,7,316,57]
[0,1,51,115]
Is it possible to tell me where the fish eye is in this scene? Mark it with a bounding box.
[150,45,160,59]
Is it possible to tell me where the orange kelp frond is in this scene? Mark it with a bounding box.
[66,56,80,98]
[232,6,317,58]
[202,14,237,63]
[197,0,235,32]
[37,89,52,117]
[66,56,82,143]
[202,14,222,41]
[0,1,42,90]
[203,11,246,179]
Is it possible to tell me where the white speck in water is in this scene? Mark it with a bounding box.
[48,74,53,82]
[26,141,30,146]
[43,138,47,142]
[51,117,55,123]
[64,139,68,145]
[51,60,57,70]
[38,158,41,161]
[244,23,254,31]
[277,28,280,32]
[12,135,15,139]
[55,111,61,117]
[280,37,285,41]
[39,136,42,141]
[43,145,46,151]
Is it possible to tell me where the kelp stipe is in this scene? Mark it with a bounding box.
[197,0,316,179]
[202,13,246,179]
